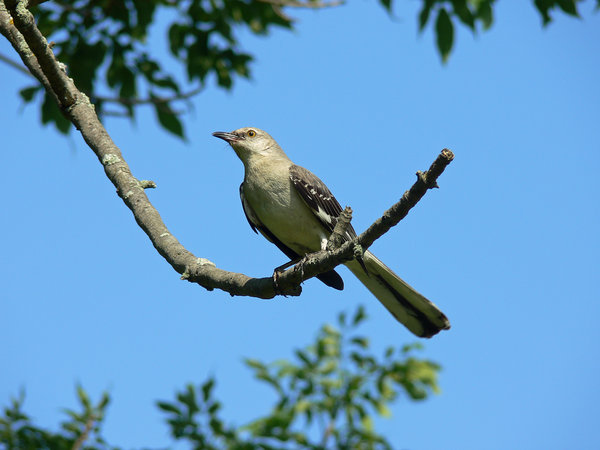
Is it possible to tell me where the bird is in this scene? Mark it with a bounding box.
[213,127,450,338]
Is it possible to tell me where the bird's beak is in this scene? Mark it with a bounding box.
[212,131,240,143]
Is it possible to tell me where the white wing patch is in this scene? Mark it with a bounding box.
[315,205,333,225]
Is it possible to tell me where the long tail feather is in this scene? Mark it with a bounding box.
[345,251,450,338]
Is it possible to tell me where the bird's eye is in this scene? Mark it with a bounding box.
[247,130,256,137]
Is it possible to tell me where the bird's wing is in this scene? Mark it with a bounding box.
[289,164,357,239]
[240,182,344,290]
[239,183,260,235]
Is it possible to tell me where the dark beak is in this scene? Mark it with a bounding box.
[212,131,240,143]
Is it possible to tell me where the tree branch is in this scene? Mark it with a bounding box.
[0,0,454,301]
[92,85,203,106]
[71,415,95,450]
[0,2,56,103]
[0,50,31,76]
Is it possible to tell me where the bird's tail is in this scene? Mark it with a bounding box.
[345,251,450,338]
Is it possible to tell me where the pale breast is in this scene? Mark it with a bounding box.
[243,162,326,255]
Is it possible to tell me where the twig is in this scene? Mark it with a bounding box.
[71,415,95,450]
[0,50,31,76]
[359,149,454,249]
[327,206,352,251]
[321,420,335,447]
[92,85,203,106]
[28,0,50,7]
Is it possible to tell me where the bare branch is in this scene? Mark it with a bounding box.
[359,149,454,250]
[0,50,31,76]
[27,0,50,7]
[92,85,203,106]
[0,0,454,301]
[71,415,95,450]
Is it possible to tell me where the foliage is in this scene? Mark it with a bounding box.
[0,306,442,449]
[0,386,113,450]
[415,0,593,62]
[157,306,441,448]
[19,0,293,138]
[5,0,594,138]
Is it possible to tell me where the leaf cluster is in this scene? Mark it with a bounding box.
[158,305,442,449]
[413,0,593,63]
[8,0,596,138]
[0,386,112,450]
[19,0,292,137]
[0,307,443,449]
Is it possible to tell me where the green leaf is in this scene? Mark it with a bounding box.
[534,0,553,25]
[322,324,340,337]
[319,360,337,375]
[361,414,374,431]
[350,351,365,367]
[153,102,185,138]
[41,93,71,134]
[295,349,313,367]
[19,85,40,102]
[557,0,579,17]
[418,0,435,32]
[244,358,267,371]
[208,401,221,415]
[401,342,424,353]
[476,1,494,30]
[384,346,394,358]
[295,399,310,414]
[352,305,367,325]
[379,0,392,14]
[256,372,282,392]
[97,392,110,411]
[156,401,182,415]
[435,8,454,63]
[201,378,215,402]
[76,385,91,410]
[350,337,369,349]
[374,401,391,418]
[179,384,198,413]
[62,408,83,422]
[450,0,475,30]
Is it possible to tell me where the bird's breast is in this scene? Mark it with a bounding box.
[243,165,326,255]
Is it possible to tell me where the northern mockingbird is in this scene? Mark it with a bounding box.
[213,127,450,338]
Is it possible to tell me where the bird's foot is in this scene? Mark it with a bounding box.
[272,257,303,294]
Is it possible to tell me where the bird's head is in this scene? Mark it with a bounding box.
[212,127,287,164]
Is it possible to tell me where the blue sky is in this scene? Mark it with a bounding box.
[1,1,599,449]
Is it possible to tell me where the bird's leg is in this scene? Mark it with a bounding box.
[273,256,303,293]
[273,257,303,274]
